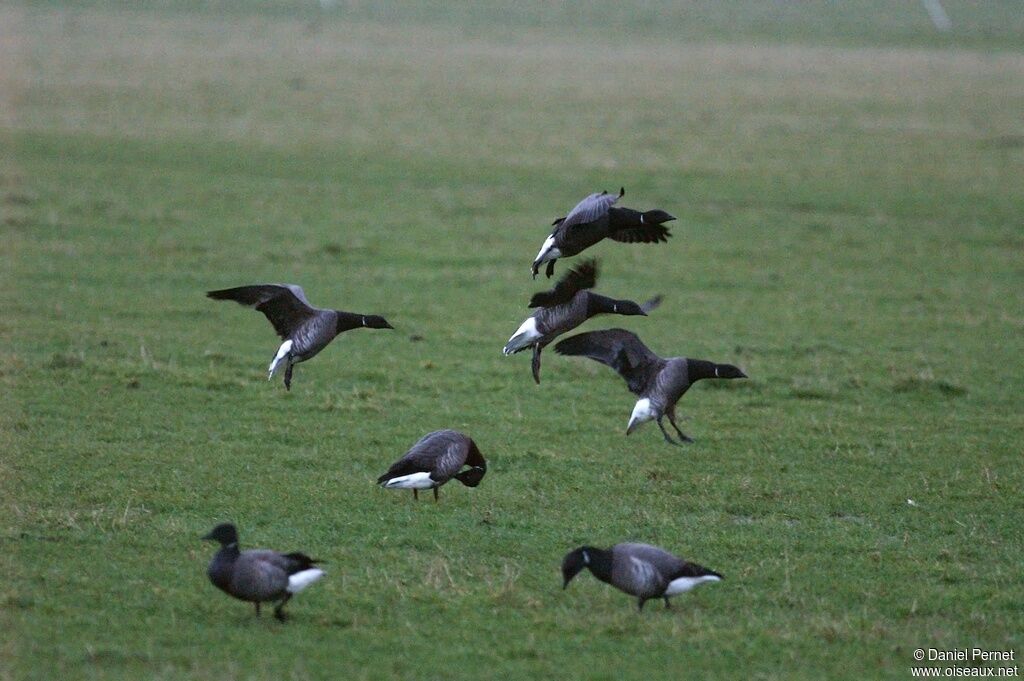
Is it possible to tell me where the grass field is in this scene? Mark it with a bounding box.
[3,2,1023,679]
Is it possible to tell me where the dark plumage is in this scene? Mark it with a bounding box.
[202,523,324,621]
[377,430,487,502]
[503,259,661,383]
[554,329,747,445]
[562,543,722,611]
[206,284,393,390]
[531,188,675,278]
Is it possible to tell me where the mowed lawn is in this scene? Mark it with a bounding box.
[3,2,1023,679]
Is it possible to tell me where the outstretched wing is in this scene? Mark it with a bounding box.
[557,188,623,231]
[554,328,662,394]
[207,284,316,339]
[528,259,598,308]
[608,223,671,243]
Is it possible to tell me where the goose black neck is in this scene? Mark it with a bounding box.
[583,546,613,584]
[335,311,365,333]
[217,542,240,560]
[586,294,619,316]
[687,359,718,383]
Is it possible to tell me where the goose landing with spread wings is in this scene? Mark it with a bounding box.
[206,284,393,390]
[503,259,661,384]
[554,329,746,445]
[531,188,675,279]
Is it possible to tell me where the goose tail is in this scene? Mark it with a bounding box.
[287,568,325,594]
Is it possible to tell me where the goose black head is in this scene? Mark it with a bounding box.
[455,464,487,488]
[714,363,747,379]
[611,300,647,317]
[561,546,594,589]
[363,315,394,330]
[642,209,675,224]
[202,523,239,546]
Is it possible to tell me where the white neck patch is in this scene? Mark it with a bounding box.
[714,366,719,377]
[582,550,590,565]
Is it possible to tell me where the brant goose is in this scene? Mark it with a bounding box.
[206,284,393,390]
[202,523,324,621]
[562,542,722,611]
[503,259,661,384]
[377,430,486,502]
[554,328,746,445]
[531,188,674,278]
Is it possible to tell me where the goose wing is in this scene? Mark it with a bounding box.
[608,222,672,244]
[555,189,623,231]
[528,258,598,308]
[207,284,317,339]
[377,430,469,483]
[554,328,663,395]
[621,543,720,581]
[232,550,290,600]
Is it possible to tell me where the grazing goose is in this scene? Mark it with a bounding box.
[562,542,722,611]
[554,329,746,445]
[377,430,487,502]
[531,188,675,278]
[503,259,661,384]
[206,284,393,390]
[202,523,324,621]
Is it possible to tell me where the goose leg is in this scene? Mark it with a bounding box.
[433,487,439,503]
[273,594,291,622]
[656,418,683,447]
[637,597,647,612]
[283,360,294,391]
[254,602,261,617]
[664,597,672,609]
[531,345,543,385]
[413,489,418,501]
[666,411,694,444]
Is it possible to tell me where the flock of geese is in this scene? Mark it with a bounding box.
[201,188,746,618]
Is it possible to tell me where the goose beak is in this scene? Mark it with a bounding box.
[383,322,395,330]
[201,531,214,541]
[626,418,638,435]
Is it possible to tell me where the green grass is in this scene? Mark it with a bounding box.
[3,3,1023,679]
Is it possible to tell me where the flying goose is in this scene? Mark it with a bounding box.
[503,259,661,384]
[202,523,324,621]
[377,430,487,502]
[554,329,746,445]
[531,188,675,278]
[562,542,722,611]
[206,284,393,390]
